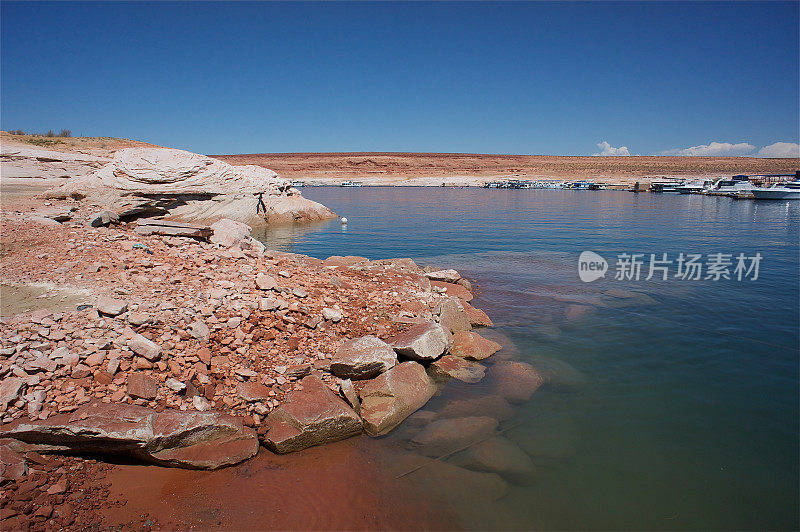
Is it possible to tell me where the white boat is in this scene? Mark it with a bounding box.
[340,181,363,187]
[708,175,755,196]
[676,179,714,194]
[751,180,800,200]
[291,180,305,187]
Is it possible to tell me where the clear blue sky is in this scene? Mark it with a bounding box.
[2,1,798,156]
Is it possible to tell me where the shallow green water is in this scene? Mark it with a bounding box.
[258,188,799,530]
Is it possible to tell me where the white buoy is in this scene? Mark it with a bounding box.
[340,217,348,224]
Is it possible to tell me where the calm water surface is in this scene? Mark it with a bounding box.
[257,188,799,530]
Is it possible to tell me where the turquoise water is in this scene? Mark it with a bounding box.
[258,188,799,530]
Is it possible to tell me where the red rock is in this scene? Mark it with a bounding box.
[126,373,158,400]
[461,301,494,327]
[263,375,361,453]
[449,331,502,360]
[237,381,270,402]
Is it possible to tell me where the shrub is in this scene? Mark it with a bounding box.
[9,129,25,135]
[57,129,71,137]
[45,130,55,137]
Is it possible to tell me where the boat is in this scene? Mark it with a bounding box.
[649,182,682,193]
[484,181,503,188]
[340,181,363,187]
[708,175,755,196]
[291,180,305,187]
[676,179,714,194]
[751,180,800,200]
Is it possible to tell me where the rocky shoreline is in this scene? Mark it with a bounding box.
[0,185,549,528]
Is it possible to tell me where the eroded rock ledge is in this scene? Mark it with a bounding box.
[43,147,335,225]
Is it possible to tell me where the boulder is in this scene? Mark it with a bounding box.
[424,269,462,283]
[262,375,362,453]
[438,298,472,333]
[428,355,485,384]
[449,436,536,485]
[410,416,499,457]
[461,301,494,327]
[486,361,544,404]
[331,336,397,380]
[450,331,502,360]
[127,373,158,400]
[322,307,343,322]
[1,403,258,469]
[96,297,128,317]
[128,333,162,361]
[390,321,452,361]
[359,361,437,436]
[46,147,335,226]
[210,219,251,247]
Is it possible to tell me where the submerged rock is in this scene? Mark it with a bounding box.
[410,416,499,457]
[390,321,452,361]
[1,403,258,469]
[331,335,397,380]
[486,361,544,404]
[262,375,362,453]
[436,395,515,423]
[449,331,502,360]
[428,355,485,384]
[449,435,536,485]
[359,361,437,436]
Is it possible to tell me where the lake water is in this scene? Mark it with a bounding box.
[255,187,799,530]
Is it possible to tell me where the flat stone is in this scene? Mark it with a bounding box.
[190,321,210,342]
[0,377,26,405]
[255,273,278,291]
[424,269,462,283]
[428,355,485,383]
[263,375,362,453]
[165,378,186,392]
[410,416,499,457]
[128,334,162,361]
[486,361,544,404]
[128,312,151,326]
[127,373,158,400]
[450,331,502,360]
[96,297,128,317]
[390,321,452,361]
[2,403,258,469]
[322,307,342,322]
[331,335,397,380]
[359,361,437,436]
[237,381,270,402]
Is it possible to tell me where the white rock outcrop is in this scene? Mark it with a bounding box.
[46,147,335,226]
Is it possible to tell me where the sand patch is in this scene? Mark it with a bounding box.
[0,281,94,318]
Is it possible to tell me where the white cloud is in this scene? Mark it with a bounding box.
[756,142,800,158]
[660,141,756,157]
[593,141,630,156]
